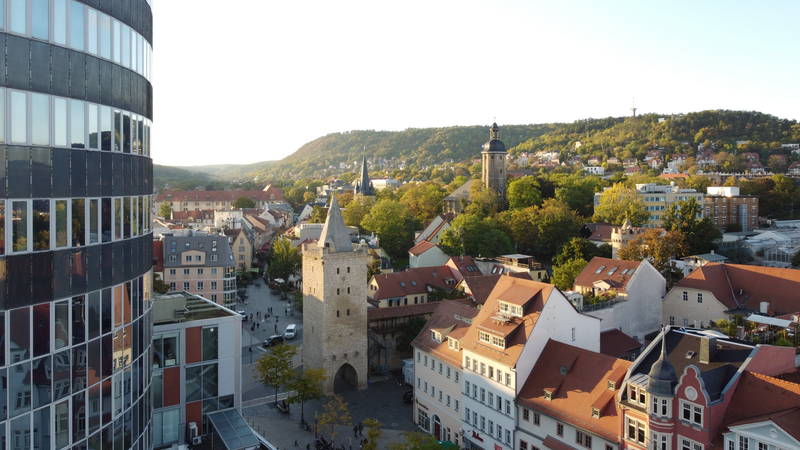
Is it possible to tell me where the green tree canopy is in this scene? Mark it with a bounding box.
[618,229,688,273]
[507,176,543,210]
[361,200,414,259]
[440,214,514,258]
[553,238,611,267]
[396,315,427,353]
[592,183,649,226]
[159,202,173,218]
[662,198,721,255]
[287,367,326,425]
[253,343,297,406]
[317,395,351,441]
[232,196,256,209]
[400,181,445,223]
[342,196,375,232]
[552,258,588,291]
[267,236,302,291]
[309,205,328,224]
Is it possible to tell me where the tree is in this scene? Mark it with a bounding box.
[366,258,383,282]
[792,250,800,269]
[400,182,445,222]
[153,273,170,294]
[396,316,427,353]
[768,155,789,174]
[159,202,173,219]
[309,205,328,224]
[529,199,584,256]
[317,394,351,442]
[507,176,543,210]
[553,174,606,217]
[287,367,326,426]
[720,239,753,264]
[551,258,588,291]
[362,419,384,450]
[253,343,297,406]
[232,196,256,209]
[592,183,649,226]
[293,290,304,314]
[342,196,375,232]
[387,431,441,450]
[439,214,513,258]
[465,184,502,218]
[361,200,414,259]
[267,236,302,292]
[553,238,610,267]
[303,191,317,204]
[662,198,721,255]
[337,191,355,208]
[617,229,688,273]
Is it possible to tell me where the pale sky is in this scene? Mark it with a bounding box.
[152,0,800,167]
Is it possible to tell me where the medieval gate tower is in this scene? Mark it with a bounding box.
[302,195,371,395]
[481,122,508,206]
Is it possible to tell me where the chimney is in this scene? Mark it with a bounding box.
[699,336,717,364]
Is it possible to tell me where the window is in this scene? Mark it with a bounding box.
[183,282,190,291]
[454,400,459,412]
[607,446,614,450]
[577,431,585,445]
[447,367,451,378]
[521,441,529,450]
[585,436,592,449]
[417,378,420,388]
[681,401,703,426]
[211,268,217,274]
[523,408,529,421]
[739,437,748,450]
[183,269,190,275]
[424,355,428,366]
[211,281,217,290]
[481,363,486,375]
[505,373,511,386]
[681,438,703,450]
[185,255,192,262]
[465,356,470,368]
[670,316,675,326]
[506,399,511,414]
[210,255,218,261]
[423,382,427,393]
[557,423,564,437]
[684,318,689,327]
[488,392,493,406]
[455,371,459,383]
[480,388,485,403]
[464,381,470,395]
[628,418,647,444]
[697,293,703,303]
[446,395,450,406]
[195,255,201,261]
[169,255,176,262]
[169,269,176,275]
[197,282,204,290]
[683,291,688,301]
[534,412,540,425]
[488,366,494,378]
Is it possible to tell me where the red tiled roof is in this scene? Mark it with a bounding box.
[714,372,800,446]
[369,266,457,301]
[367,302,441,321]
[409,240,436,256]
[674,263,800,314]
[447,256,482,275]
[519,340,632,443]
[155,186,284,203]
[599,329,642,359]
[543,436,576,450]
[461,277,555,366]
[411,300,480,366]
[461,275,503,304]
[573,257,642,293]
[658,173,689,180]
[587,225,615,243]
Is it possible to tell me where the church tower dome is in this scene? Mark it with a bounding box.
[646,329,678,396]
[481,122,508,206]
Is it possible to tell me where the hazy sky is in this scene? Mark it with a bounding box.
[152,1,800,167]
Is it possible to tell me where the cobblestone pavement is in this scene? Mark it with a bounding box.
[243,374,418,449]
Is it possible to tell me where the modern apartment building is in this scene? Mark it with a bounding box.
[152,292,246,448]
[635,183,703,227]
[161,231,238,305]
[0,1,155,450]
[703,186,758,231]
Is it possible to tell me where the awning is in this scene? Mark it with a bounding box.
[206,409,260,450]
[747,314,793,328]
[249,268,259,274]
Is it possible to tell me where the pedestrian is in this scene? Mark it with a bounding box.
[257,322,260,330]
[250,324,254,332]
[353,425,358,438]
[276,317,279,324]
[306,444,310,450]
[275,324,278,333]
[250,313,253,321]
[358,422,363,437]
[294,440,298,447]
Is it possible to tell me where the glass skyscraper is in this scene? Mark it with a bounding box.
[0,1,154,449]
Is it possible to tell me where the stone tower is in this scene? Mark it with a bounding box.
[481,122,507,205]
[302,195,371,395]
[611,218,638,260]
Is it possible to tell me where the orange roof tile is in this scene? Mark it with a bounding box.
[519,340,632,443]
[599,329,642,359]
[155,187,284,203]
[369,266,457,301]
[411,300,480,366]
[461,277,555,366]
[573,257,641,293]
[675,263,800,314]
[715,372,800,445]
[409,240,436,256]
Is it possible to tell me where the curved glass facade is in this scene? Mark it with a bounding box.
[0,0,154,449]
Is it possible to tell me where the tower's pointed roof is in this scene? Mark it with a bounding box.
[646,328,678,396]
[621,218,632,230]
[356,155,373,195]
[317,195,353,253]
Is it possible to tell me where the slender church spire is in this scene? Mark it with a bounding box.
[355,154,374,196]
[317,195,353,253]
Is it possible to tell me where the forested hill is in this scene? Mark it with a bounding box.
[245,110,799,181]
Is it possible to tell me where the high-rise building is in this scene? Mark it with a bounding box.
[0,1,154,449]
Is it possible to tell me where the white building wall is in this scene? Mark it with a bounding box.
[583,261,665,342]
[461,352,516,450]
[413,349,464,445]
[662,287,728,328]
[514,291,601,395]
[411,247,450,268]
[517,409,616,450]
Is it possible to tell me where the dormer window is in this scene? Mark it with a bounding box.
[479,331,490,344]
[448,338,460,351]
[559,366,568,375]
[608,380,616,390]
[592,408,601,418]
[544,390,552,400]
[431,331,441,343]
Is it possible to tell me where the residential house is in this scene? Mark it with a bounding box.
[741,152,761,162]
[607,157,622,166]
[516,340,631,450]
[573,257,665,342]
[410,241,450,268]
[648,158,662,169]
[680,252,728,277]
[472,254,549,283]
[415,213,455,245]
[585,166,606,176]
[412,301,480,444]
[588,156,601,166]
[697,150,718,168]
[368,266,458,308]
[600,329,644,361]
[625,166,642,175]
[747,161,766,174]
[155,186,284,213]
[172,210,205,229]
[224,228,253,272]
[458,277,600,450]
[152,291,248,446]
[619,327,796,450]
[661,263,800,329]
[568,156,583,166]
[623,158,638,168]
[644,150,662,162]
[787,161,800,176]
[160,230,238,305]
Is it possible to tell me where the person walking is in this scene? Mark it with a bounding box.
[353,425,358,438]
[358,422,363,437]
[256,322,260,330]
[274,324,278,333]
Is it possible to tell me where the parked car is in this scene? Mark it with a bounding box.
[237,311,247,321]
[263,335,285,347]
[284,324,297,339]
[402,391,413,404]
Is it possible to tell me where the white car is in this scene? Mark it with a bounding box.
[284,324,297,339]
